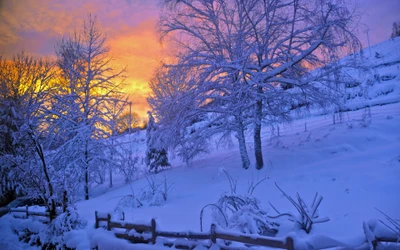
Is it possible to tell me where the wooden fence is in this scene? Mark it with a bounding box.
[95,211,294,250]
[9,205,50,223]
[10,206,49,218]
[7,209,398,249]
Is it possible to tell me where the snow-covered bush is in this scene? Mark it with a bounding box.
[117,185,143,209]
[201,170,277,236]
[360,107,372,127]
[9,217,45,247]
[145,112,170,173]
[376,208,400,242]
[213,194,279,236]
[118,146,141,183]
[5,208,86,249]
[39,207,87,249]
[363,216,400,250]
[140,174,173,206]
[117,174,173,209]
[273,183,329,234]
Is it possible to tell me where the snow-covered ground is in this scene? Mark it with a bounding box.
[0,39,399,249]
[71,102,399,248]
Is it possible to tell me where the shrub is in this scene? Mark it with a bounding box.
[117,174,173,209]
[272,183,329,234]
[40,207,87,249]
[201,169,277,236]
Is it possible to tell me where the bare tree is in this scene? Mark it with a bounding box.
[158,0,361,169]
[53,14,125,200]
[103,96,129,187]
[117,111,141,134]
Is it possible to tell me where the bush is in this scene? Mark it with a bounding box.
[10,218,45,247]
[272,183,329,234]
[213,194,278,236]
[117,174,173,209]
[360,107,372,127]
[40,207,87,249]
[201,169,277,236]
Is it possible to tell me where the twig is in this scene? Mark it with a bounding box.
[200,204,228,232]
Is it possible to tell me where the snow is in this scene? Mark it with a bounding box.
[68,101,399,249]
[1,38,399,249]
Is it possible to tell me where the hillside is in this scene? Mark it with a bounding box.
[0,38,399,250]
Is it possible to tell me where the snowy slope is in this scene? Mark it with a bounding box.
[74,37,400,248]
[343,36,400,110]
[72,103,400,247]
[1,39,399,250]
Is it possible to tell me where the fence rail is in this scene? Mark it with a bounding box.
[95,211,294,250]
[9,206,49,218]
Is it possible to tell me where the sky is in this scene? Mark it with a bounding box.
[0,0,399,118]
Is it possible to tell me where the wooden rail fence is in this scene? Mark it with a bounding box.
[8,206,50,224]
[95,211,294,250]
[7,209,398,249]
[10,206,49,219]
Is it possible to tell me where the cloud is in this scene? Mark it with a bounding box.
[3,0,397,117]
[0,0,163,117]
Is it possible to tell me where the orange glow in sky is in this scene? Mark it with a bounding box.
[0,0,399,118]
[0,0,167,118]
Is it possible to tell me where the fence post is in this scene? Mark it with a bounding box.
[25,205,29,218]
[286,236,294,250]
[151,219,157,244]
[210,224,216,244]
[107,213,111,231]
[95,211,99,229]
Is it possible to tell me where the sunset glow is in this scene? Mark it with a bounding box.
[0,0,399,118]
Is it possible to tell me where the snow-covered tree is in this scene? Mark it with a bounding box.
[116,110,141,134]
[52,14,125,200]
[148,65,211,166]
[158,0,361,169]
[103,96,129,187]
[0,52,59,215]
[391,21,400,38]
[145,111,170,172]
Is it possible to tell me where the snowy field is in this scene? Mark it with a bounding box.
[3,103,396,250]
[72,102,400,249]
[1,38,399,249]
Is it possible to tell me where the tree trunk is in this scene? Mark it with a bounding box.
[85,167,89,200]
[109,168,113,188]
[30,130,56,220]
[85,143,89,200]
[109,137,114,188]
[236,118,250,169]
[254,98,264,170]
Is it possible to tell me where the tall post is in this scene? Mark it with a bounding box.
[95,211,99,229]
[107,213,111,231]
[129,101,132,134]
[210,224,217,244]
[365,28,371,57]
[151,219,157,244]
[286,236,294,250]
